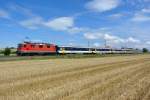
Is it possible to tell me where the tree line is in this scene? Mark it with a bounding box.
[0,47,16,56]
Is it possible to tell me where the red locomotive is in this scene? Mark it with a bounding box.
[17,42,57,56]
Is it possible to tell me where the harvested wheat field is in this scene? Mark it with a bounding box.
[0,55,150,100]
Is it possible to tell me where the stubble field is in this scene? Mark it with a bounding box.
[0,54,150,100]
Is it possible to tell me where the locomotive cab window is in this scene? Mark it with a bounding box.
[31,45,35,48]
[39,45,43,48]
[47,45,50,48]
[24,45,27,48]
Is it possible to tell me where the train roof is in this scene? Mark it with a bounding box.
[58,46,138,51]
[19,41,56,45]
[58,46,112,49]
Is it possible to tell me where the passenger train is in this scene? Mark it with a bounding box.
[17,42,139,56]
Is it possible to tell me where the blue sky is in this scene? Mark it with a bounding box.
[0,0,150,49]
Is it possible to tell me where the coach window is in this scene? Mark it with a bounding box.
[39,45,43,48]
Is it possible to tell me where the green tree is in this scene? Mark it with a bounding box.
[4,48,11,56]
[142,48,149,53]
[0,50,2,54]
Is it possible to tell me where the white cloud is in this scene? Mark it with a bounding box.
[84,32,125,44]
[84,32,103,40]
[9,4,84,33]
[85,0,120,12]
[109,13,124,18]
[93,42,100,47]
[44,17,74,31]
[19,16,82,33]
[144,0,150,3]
[84,32,141,46]
[19,16,85,34]
[126,37,141,43]
[19,17,44,29]
[104,35,140,44]
[84,33,119,44]
[0,9,10,19]
[84,32,125,47]
[142,8,150,13]
[146,41,150,45]
[132,13,150,22]
[13,4,46,29]
[132,8,150,22]
[104,34,125,43]
[9,3,35,17]
[67,27,85,34]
